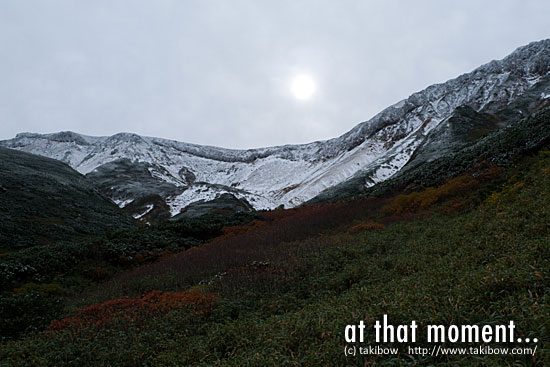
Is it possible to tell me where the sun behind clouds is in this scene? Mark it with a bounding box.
[291,74,316,100]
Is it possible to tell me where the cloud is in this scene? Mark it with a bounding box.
[1,0,549,148]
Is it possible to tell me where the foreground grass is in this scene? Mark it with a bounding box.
[1,153,549,366]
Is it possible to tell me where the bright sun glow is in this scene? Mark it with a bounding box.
[291,75,316,100]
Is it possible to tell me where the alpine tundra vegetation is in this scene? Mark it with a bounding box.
[0,40,549,366]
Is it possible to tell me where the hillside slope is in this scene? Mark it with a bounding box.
[1,126,548,366]
[0,147,135,248]
[312,106,550,202]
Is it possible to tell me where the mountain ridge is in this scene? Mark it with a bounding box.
[3,39,550,218]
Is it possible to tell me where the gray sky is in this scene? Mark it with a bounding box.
[1,1,549,149]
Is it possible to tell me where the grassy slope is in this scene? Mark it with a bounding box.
[1,149,548,366]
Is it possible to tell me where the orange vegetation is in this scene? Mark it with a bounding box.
[382,174,479,215]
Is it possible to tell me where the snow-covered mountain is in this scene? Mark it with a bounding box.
[3,39,550,219]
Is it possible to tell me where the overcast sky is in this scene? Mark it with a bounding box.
[1,1,549,148]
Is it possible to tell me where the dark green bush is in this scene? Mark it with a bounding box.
[0,292,62,339]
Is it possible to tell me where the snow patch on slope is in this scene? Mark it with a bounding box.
[133,204,154,219]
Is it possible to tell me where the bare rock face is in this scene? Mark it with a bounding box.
[2,40,550,220]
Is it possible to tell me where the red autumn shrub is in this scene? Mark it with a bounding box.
[50,289,217,332]
[92,197,386,301]
[218,219,268,239]
[348,221,384,234]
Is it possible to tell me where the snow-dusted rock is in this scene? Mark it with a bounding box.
[2,40,550,217]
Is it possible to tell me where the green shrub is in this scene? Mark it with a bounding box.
[0,292,62,339]
[13,283,63,297]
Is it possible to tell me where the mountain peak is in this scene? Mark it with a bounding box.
[2,39,550,218]
[498,38,550,75]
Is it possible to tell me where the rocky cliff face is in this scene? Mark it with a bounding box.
[3,40,550,219]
